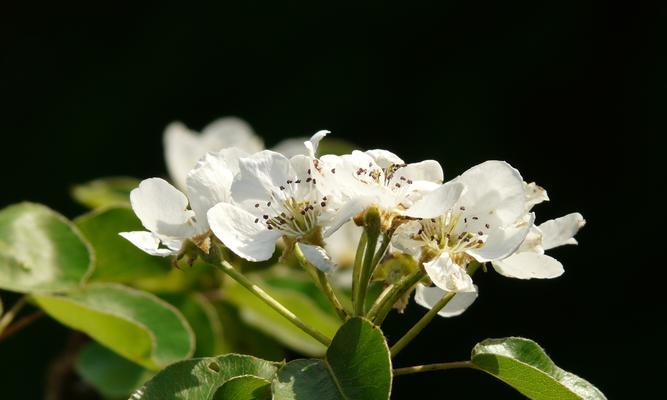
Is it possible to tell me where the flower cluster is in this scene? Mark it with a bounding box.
[122,117,585,319]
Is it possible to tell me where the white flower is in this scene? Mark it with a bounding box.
[164,117,315,190]
[319,150,464,223]
[393,160,533,293]
[164,117,263,190]
[120,148,243,256]
[207,133,366,266]
[492,212,586,279]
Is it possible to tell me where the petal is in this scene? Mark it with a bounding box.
[297,243,337,272]
[492,252,564,279]
[322,196,375,237]
[271,137,309,158]
[391,221,423,258]
[402,181,464,218]
[539,212,586,250]
[414,284,478,317]
[201,117,264,153]
[423,253,475,292]
[454,160,526,227]
[207,202,282,261]
[231,150,293,203]
[303,130,330,158]
[468,213,535,262]
[119,231,179,257]
[163,122,206,189]
[524,181,549,211]
[186,150,241,220]
[129,178,197,238]
[365,149,404,168]
[389,160,444,186]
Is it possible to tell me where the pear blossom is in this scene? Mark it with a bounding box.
[491,181,586,279]
[120,148,243,256]
[394,160,532,292]
[414,284,479,317]
[164,117,312,189]
[319,150,464,226]
[207,132,366,269]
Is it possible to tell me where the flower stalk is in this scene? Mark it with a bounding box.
[0,296,28,336]
[294,244,349,321]
[209,247,332,346]
[367,268,426,324]
[390,291,455,357]
[353,207,382,316]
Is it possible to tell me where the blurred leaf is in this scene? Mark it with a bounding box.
[133,354,281,399]
[71,176,139,209]
[214,301,286,362]
[0,202,93,293]
[75,341,153,399]
[471,337,606,400]
[32,283,194,370]
[162,293,230,357]
[272,317,392,400]
[318,138,358,156]
[75,206,170,282]
[213,376,271,400]
[225,278,341,357]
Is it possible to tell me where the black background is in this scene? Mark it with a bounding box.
[0,2,658,399]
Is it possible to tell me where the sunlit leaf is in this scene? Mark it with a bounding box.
[32,283,194,370]
[0,203,93,293]
[213,375,271,400]
[471,337,606,400]
[133,354,281,399]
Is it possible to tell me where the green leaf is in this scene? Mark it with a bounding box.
[213,376,271,400]
[71,176,139,209]
[225,279,341,357]
[272,317,392,400]
[76,341,152,399]
[75,206,170,282]
[133,354,281,399]
[0,202,93,293]
[32,283,194,370]
[162,293,229,357]
[471,337,606,400]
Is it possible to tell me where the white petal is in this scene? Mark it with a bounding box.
[231,150,293,203]
[468,213,535,262]
[119,231,179,257]
[322,196,375,237]
[365,149,404,168]
[271,137,309,158]
[414,284,478,317]
[325,222,362,267]
[539,212,586,250]
[303,130,329,158]
[201,117,264,153]
[207,203,283,261]
[186,150,239,221]
[454,160,526,227]
[298,243,337,272]
[402,182,464,218]
[390,160,444,186]
[391,220,423,258]
[129,178,197,238]
[423,253,475,292]
[524,181,549,210]
[492,252,564,279]
[163,122,206,189]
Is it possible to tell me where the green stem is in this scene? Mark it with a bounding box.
[390,291,455,358]
[294,244,348,321]
[0,296,28,336]
[371,233,391,269]
[0,311,44,343]
[354,231,380,316]
[367,268,426,324]
[351,231,367,311]
[215,259,332,346]
[393,361,475,376]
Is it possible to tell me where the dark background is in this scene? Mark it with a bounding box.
[0,2,658,399]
